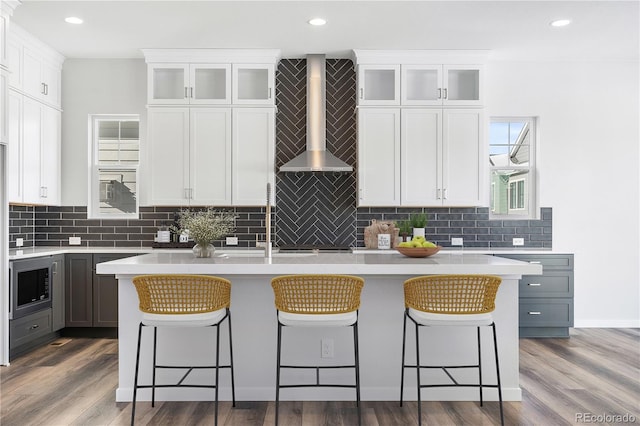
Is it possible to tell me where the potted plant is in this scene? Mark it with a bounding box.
[398,219,412,242]
[172,208,236,258]
[410,213,427,239]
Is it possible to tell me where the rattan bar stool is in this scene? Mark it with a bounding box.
[271,274,365,426]
[130,274,236,426]
[400,274,504,426]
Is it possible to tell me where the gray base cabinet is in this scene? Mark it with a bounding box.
[51,254,65,331]
[10,309,53,352]
[498,253,574,338]
[65,253,135,328]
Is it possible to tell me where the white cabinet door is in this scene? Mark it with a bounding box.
[400,109,441,205]
[401,65,442,106]
[357,65,400,106]
[148,64,190,105]
[443,65,482,106]
[190,108,232,205]
[7,38,21,89]
[22,45,43,101]
[148,108,190,205]
[232,64,275,105]
[40,105,60,204]
[7,89,22,202]
[41,61,60,107]
[190,64,231,105]
[0,69,7,143]
[442,109,482,206]
[231,108,275,205]
[21,96,42,204]
[357,108,400,206]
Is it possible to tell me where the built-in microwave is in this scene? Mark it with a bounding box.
[9,256,53,320]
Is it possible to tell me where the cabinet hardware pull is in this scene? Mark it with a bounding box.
[52,261,58,274]
[443,188,448,199]
[30,324,40,330]
[190,87,193,98]
[45,84,48,95]
[528,283,542,286]
[437,88,442,99]
[528,311,542,315]
[437,188,442,199]
[184,188,189,199]
[360,88,364,99]
[184,87,188,98]
[269,88,272,99]
[443,88,448,99]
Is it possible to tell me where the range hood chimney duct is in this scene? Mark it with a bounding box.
[279,54,353,172]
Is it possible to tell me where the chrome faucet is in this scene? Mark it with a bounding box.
[265,183,272,258]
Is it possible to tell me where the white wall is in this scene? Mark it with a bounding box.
[61,59,146,205]
[487,60,640,327]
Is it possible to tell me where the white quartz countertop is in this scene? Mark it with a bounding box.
[8,246,153,260]
[96,251,543,276]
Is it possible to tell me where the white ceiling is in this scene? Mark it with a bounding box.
[9,0,640,61]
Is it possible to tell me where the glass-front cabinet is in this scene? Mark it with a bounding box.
[401,64,482,106]
[357,65,400,106]
[232,64,275,105]
[148,63,230,105]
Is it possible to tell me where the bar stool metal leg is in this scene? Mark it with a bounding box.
[152,327,157,407]
[415,321,422,426]
[275,322,283,426]
[215,320,221,426]
[227,310,236,407]
[400,310,408,407]
[492,322,504,426]
[353,322,362,426]
[477,326,483,406]
[131,322,143,425]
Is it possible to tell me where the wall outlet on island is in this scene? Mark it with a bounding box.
[321,338,334,358]
[451,237,464,246]
[15,238,24,247]
[226,236,238,246]
[69,236,82,245]
[513,238,525,246]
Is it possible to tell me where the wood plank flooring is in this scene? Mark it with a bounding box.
[1,328,638,425]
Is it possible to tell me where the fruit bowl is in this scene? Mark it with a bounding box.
[396,246,441,258]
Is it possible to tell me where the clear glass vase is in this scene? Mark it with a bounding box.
[192,243,215,258]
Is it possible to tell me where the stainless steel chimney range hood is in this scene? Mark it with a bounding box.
[279,54,353,173]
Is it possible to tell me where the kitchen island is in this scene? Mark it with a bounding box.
[97,250,542,403]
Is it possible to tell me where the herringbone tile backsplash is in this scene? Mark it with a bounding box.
[275,59,357,247]
[8,58,552,250]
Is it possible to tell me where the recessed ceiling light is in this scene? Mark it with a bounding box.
[65,16,83,25]
[550,19,571,27]
[308,18,327,26]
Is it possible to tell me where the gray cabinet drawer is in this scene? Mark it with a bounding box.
[519,299,573,327]
[498,254,573,270]
[10,309,52,348]
[519,272,573,298]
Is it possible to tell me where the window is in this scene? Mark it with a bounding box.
[489,117,536,218]
[89,115,140,219]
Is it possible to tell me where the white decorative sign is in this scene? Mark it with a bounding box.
[378,233,391,249]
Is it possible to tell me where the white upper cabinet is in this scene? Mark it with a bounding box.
[7,24,64,108]
[144,49,280,106]
[148,63,231,105]
[353,50,487,107]
[357,65,400,106]
[232,64,275,105]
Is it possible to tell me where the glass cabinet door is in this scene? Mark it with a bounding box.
[443,65,482,106]
[401,65,442,106]
[357,65,400,106]
[190,64,231,104]
[148,64,189,104]
[232,64,275,105]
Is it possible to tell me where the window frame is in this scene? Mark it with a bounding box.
[489,116,537,219]
[88,114,140,220]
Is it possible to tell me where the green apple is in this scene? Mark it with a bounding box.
[422,241,436,248]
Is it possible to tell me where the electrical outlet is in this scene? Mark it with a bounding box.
[226,236,238,246]
[15,238,24,247]
[513,238,524,246]
[69,236,82,245]
[321,338,334,358]
[256,241,266,248]
[451,237,463,246]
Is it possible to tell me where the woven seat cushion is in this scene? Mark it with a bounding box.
[278,311,358,327]
[409,308,493,326]
[142,307,227,327]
